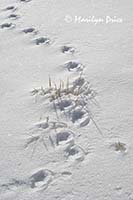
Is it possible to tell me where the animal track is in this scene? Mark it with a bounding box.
[71,107,90,127]
[31,75,95,127]
[29,169,53,191]
[0,23,15,29]
[55,130,74,146]
[61,45,75,54]
[71,108,85,122]
[0,0,101,195]
[34,37,50,45]
[54,98,90,127]
[0,169,53,194]
[22,27,36,34]
[65,144,85,161]
[72,76,96,98]
[20,0,32,2]
[25,118,68,154]
[8,14,19,20]
[26,119,87,162]
[64,61,84,72]
[56,99,73,111]
[3,6,16,11]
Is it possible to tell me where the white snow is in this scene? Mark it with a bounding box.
[0,0,133,199]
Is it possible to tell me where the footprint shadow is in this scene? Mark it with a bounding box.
[0,169,54,194]
[55,130,74,146]
[64,61,84,72]
[0,23,15,29]
[33,37,50,46]
[65,144,85,161]
[29,169,53,191]
[61,45,75,54]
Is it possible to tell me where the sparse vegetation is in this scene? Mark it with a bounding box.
[31,74,96,126]
[30,74,103,138]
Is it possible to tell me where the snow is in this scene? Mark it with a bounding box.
[0,0,133,199]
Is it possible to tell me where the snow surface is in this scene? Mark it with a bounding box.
[0,0,133,199]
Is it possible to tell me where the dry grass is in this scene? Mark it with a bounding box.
[30,75,102,134]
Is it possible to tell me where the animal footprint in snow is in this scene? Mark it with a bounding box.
[110,141,127,154]
[31,76,96,128]
[8,14,19,20]
[61,45,75,54]
[64,61,84,72]
[71,107,90,127]
[65,145,85,161]
[0,169,53,194]
[34,37,50,45]
[22,27,37,34]
[55,130,74,146]
[29,169,53,191]
[72,76,96,98]
[56,98,73,111]
[20,0,32,2]
[0,22,15,29]
[3,6,16,11]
